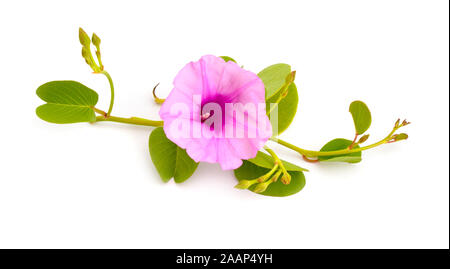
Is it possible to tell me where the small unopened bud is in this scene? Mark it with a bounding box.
[81,46,89,58]
[394,119,400,128]
[401,120,411,127]
[358,134,370,144]
[279,71,296,98]
[235,179,257,189]
[285,71,296,84]
[281,173,291,185]
[254,181,271,193]
[79,27,90,47]
[394,133,408,141]
[92,33,101,48]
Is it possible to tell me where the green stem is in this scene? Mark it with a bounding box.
[267,95,283,115]
[271,126,399,158]
[264,145,289,176]
[258,163,279,182]
[100,70,114,117]
[267,83,291,116]
[264,145,282,164]
[95,115,163,127]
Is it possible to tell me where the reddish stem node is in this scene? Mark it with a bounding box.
[348,134,359,149]
[302,155,319,163]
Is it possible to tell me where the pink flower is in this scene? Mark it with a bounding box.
[159,55,272,170]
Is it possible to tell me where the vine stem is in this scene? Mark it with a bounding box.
[100,70,114,117]
[348,134,358,149]
[263,145,289,178]
[270,126,399,158]
[92,104,404,158]
[95,115,163,127]
[93,108,163,127]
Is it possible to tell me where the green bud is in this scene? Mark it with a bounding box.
[254,181,271,193]
[81,46,89,58]
[281,173,291,185]
[401,120,410,127]
[394,133,408,141]
[394,119,400,128]
[78,28,102,72]
[358,134,370,144]
[234,179,257,189]
[285,70,296,84]
[92,33,101,48]
[79,27,90,47]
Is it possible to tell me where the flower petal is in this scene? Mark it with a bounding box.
[160,55,272,171]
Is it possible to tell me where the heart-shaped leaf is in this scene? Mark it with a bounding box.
[318,138,362,163]
[349,100,372,135]
[36,81,98,124]
[234,161,306,197]
[266,83,298,135]
[247,151,308,172]
[258,63,291,99]
[149,127,199,183]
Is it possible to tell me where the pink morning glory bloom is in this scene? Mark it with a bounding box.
[159,55,272,170]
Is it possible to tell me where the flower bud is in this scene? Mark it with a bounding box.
[92,33,101,48]
[254,181,271,193]
[401,120,410,127]
[280,71,296,97]
[257,175,269,183]
[234,179,257,189]
[281,173,291,185]
[393,133,408,141]
[79,27,90,47]
[358,134,370,144]
[81,46,89,59]
[285,71,296,84]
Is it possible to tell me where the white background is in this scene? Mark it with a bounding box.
[0,0,448,249]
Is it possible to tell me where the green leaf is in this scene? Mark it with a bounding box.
[36,104,97,124]
[266,83,298,134]
[36,81,98,124]
[234,161,306,197]
[148,127,199,183]
[247,151,308,172]
[220,56,237,63]
[258,63,291,99]
[349,100,372,135]
[318,138,362,163]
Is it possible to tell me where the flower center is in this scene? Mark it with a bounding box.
[200,112,211,122]
[200,94,230,128]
